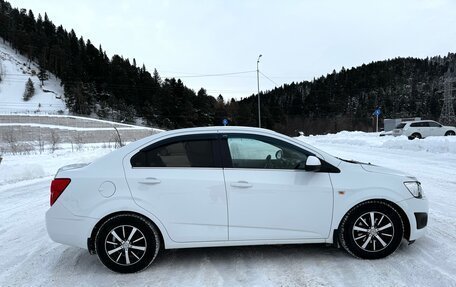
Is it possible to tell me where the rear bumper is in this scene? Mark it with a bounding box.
[396,197,429,241]
[45,201,98,250]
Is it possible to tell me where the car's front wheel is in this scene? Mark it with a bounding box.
[445,131,455,136]
[95,214,160,273]
[339,201,404,259]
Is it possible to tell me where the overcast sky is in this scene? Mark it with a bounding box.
[9,0,456,99]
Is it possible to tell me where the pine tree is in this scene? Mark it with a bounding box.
[153,68,162,86]
[23,78,35,101]
[37,66,49,86]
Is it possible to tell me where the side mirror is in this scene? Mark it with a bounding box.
[304,156,321,172]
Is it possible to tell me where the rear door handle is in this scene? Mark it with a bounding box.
[230,181,252,188]
[139,177,161,185]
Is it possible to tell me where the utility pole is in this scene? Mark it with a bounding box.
[439,78,456,125]
[257,54,262,128]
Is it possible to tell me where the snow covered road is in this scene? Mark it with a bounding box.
[1,133,456,286]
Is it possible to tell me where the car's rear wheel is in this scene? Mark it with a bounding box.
[408,133,421,140]
[445,131,455,136]
[95,214,160,273]
[339,201,404,259]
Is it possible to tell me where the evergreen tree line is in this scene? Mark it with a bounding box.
[0,0,217,129]
[247,56,456,134]
[1,0,456,134]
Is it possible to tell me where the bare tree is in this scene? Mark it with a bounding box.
[49,129,60,153]
[72,133,84,151]
[37,133,45,154]
[112,127,124,149]
[18,143,35,155]
[2,128,19,154]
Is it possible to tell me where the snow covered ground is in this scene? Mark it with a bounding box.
[0,40,67,114]
[1,132,456,286]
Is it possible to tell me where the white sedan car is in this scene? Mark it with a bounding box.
[392,120,456,139]
[46,126,428,273]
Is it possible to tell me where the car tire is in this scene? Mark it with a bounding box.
[445,131,455,136]
[339,200,404,259]
[408,133,421,140]
[95,213,160,273]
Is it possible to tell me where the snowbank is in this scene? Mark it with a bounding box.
[300,131,456,154]
[0,144,113,186]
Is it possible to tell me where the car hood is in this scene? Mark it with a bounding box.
[361,164,416,180]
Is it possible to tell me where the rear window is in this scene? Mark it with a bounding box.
[395,123,406,129]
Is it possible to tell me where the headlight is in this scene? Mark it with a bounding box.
[404,181,423,198]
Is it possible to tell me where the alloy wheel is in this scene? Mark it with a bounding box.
[104,225,147,266]
[352,211,394,252]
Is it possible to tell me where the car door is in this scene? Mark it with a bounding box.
[123,134,228,243]
[420,121,431,137]
[221,133,334,241]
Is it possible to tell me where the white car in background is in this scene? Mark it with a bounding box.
[46,126,428,273]
[393,120,456,139]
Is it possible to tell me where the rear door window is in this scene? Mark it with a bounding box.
[131,137,219,168]
[411,122,428,127]
[421,122,430,127]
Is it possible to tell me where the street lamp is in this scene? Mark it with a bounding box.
[257,54,262,128]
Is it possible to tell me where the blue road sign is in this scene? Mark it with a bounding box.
[373,108,382,116]
[222,119,229,126]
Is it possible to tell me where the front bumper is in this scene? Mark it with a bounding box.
[414,212,428,229]
[396,196,429,241]
[45,201,98,250]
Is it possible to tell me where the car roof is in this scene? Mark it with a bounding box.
[402,120,436,123]
[121,126,285,154]
[163,125,282,135]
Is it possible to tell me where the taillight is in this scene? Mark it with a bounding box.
[50,178,71,206]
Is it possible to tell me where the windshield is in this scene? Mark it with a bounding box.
[395,123,406,129]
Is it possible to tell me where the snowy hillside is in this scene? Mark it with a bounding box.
[1,131,456,286]
[0,40,67,114]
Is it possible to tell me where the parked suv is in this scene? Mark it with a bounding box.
[393,120,456,139]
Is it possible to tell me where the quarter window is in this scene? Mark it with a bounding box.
[131,139,216,167]
[227,136,309,169]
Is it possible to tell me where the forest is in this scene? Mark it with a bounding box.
[1,0,455,134]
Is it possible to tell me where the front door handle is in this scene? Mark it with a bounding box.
[139,177,161,185]
[230,181,252,188]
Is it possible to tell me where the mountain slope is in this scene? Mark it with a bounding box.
[0,40,67,113]
[0,1,218,129]
[229,55,456,134]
